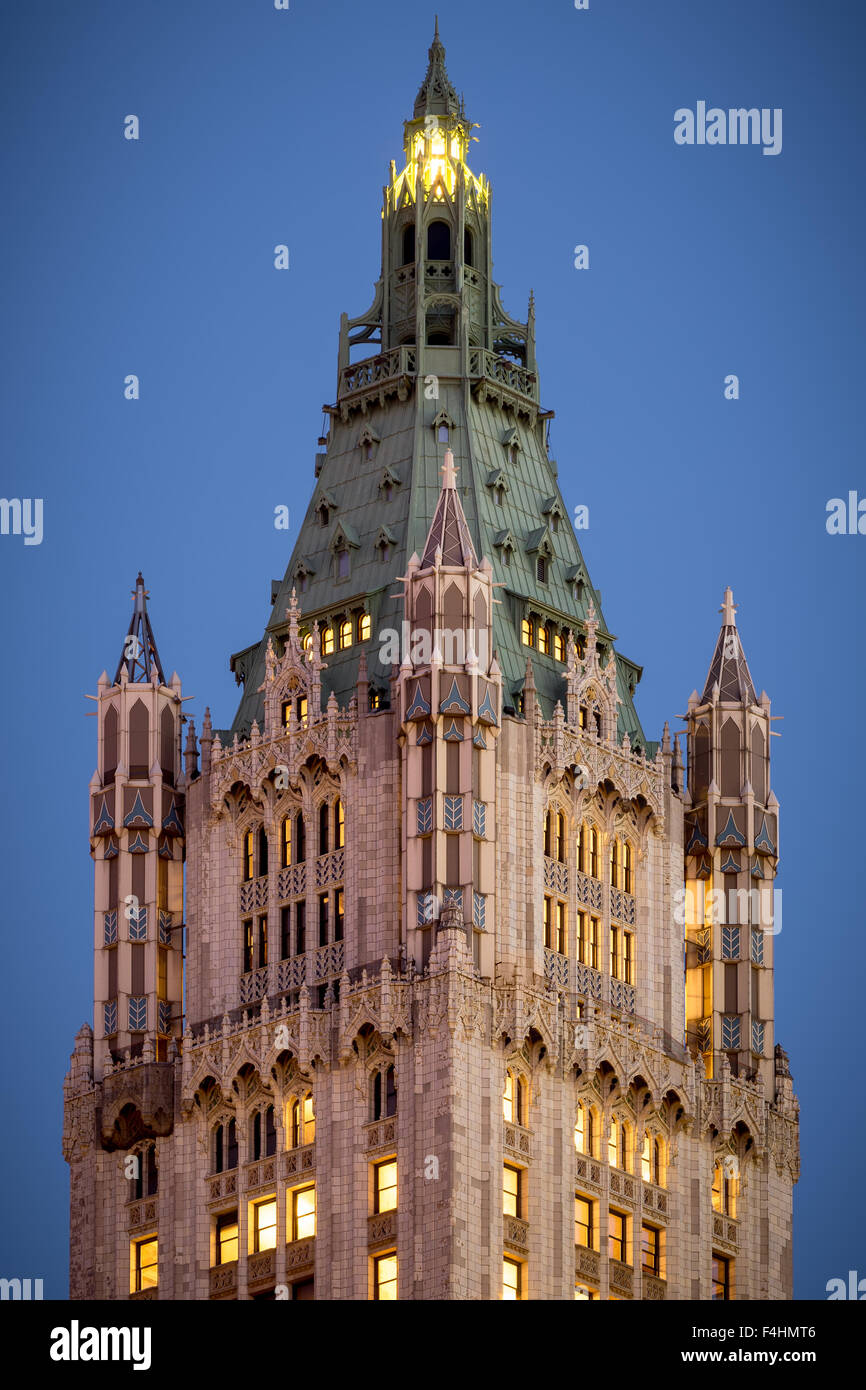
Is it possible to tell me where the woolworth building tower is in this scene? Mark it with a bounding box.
[64,24,799,1301]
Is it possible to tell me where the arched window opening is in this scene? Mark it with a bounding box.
[427,220,451,259]
[372,1064,397,1121]
[265,1105,277,1158]
[257,826,268,878]
[339,618,353,650]
[537,623,550,655]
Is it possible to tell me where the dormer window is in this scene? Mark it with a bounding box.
[321,625,335,656]
[432,409,455,444]
[336,548,349,579]
[495,485,505,507]
[378,467,401,502]
[338,618,353,650]
[359,428,380,464]
[537,556,548,584]
[318,505,330,526]
[438,424,449,443]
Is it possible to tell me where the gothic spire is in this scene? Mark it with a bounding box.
[113,572,166,686]
[413,18,462,120]
[420,449,478,569]
[700,585,757,704]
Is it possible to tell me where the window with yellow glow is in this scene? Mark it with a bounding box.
[608,1210,627,1264]
[131,1236,158,1292]
[537,623,550,655]
[292,1184,316,1241]
[290,1093,315,1149]
[642,1224,663,1277]
[281,816,292,868]
[334,798,345,849]
[243,830,254,882]
[521,617,534,647]
[555,901,567,954]
[624,842,633,894]
[574,1283,599,1300]
[253,1198,277,1252]
[712,1162,737,1217]
[590,829,600,879]
[297,695,308,728]
[624,931,634,985]
[322,626,335,656]
[503,1070,514,1123]
[554,632,566,663]
[574,1103,595,1156]
[358,613,371,642]
[374,1252,398,1301]
[610,925,620,980]
[502,1256,522,1301]
[543,895,552,949]
[503,1164,521,1218]
[216,1212,238,1265]
[339,619,353,650]
[374,1160,398,1214]
[575,1195,594,1248]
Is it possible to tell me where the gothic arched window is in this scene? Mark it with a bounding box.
[427,220,451,259]
[372,1064,397,1121]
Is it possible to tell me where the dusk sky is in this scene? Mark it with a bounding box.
[1,0,863,1298]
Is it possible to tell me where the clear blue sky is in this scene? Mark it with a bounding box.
[1,0,863,1299]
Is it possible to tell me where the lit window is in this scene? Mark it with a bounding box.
[502,1256,522,1301]
[334,798,345,849]
[302,633,313,654]
[556,812,566,863]
[537,623,549,655]
[574,1283,599,1300]
[590,829,600,879]
[290,1094,315,1148]
[608,1210,627,1264]
[543,895,552,949]
[131,1236,158,1292]
[297,695,308,728]
[610,925,620,980]
[339,619,352,649]
[253,1199,277,1252]
[242,920,253,974]
[610,838,620,889]
[574,1195,593,1248]
[642,1224,662,1277]
[503,1071,514,1123]
[590,917,600,970]
[282,701,291,728]
[608,1115,618,1168]
[503,1164,521,1218]
[712,1162,737,1217]
[216,1212,238,1265]
[554,631,566,662]
[623,931,634,985]
[556,901,567,954]
[292,1185,316,1241]
[358,613,371,642]
[243,831,254,882]
[281,816,292,868]
[521,617,534,647]
[374,1252,398,1300]
[624,843,633,894]
[322,626,335,656]
[574,1103,594,1156]
[712,1254,731,1300]
[374,1160,398,1214]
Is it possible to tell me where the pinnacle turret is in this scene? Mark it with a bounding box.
[413,18,463,120]
[113,573,166,686]
[700,586,757,705]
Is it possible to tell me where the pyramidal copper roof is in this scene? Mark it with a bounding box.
[420,449,478,569]
[701,587,757,704]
